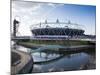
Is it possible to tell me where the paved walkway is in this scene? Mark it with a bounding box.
[11,49,33,75]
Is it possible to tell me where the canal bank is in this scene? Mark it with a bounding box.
[17,39,91,46]
[11,49,33,75]
[11,39,95,74]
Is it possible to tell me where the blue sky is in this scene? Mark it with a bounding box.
[12,1,96,36]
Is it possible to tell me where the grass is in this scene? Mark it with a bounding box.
[17,39,90,47]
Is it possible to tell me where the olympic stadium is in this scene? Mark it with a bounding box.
[31,20,86,39]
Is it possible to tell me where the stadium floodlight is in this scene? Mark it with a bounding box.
[56,19,59,23]
[39,22,41,28]
[68,20,71,24]
[45,20,47,24]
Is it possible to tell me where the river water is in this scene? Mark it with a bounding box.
[15,45,96,73]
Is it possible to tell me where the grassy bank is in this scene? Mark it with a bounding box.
[17,40,91,47]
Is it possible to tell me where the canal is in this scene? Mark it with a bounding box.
[15,44,96,73]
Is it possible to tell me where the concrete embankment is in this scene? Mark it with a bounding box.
[11,49,33,75]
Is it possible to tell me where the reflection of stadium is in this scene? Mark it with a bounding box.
[31,20,85,39]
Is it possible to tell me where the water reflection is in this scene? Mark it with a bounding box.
[31,50,64,63]
[13,44,95,73]
[32,52,90,73]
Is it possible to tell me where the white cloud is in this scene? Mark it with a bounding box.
[12,0,44,36]
[47,3,64,7]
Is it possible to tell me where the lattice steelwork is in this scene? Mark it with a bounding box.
[13,19,20,37]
